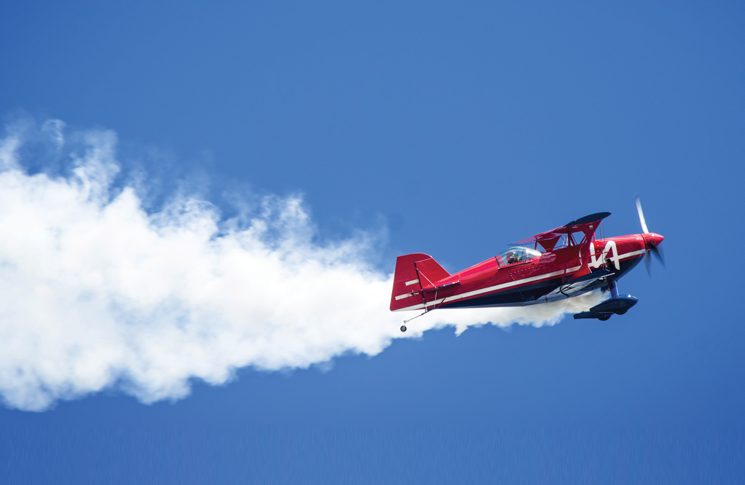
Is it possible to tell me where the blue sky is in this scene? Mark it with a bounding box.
[1,1,744,483]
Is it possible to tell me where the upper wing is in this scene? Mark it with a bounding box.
[512,212,611,251]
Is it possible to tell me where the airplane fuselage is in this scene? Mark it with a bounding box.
[392,233,663,312]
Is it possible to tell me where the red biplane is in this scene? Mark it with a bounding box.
[390,195,664,332]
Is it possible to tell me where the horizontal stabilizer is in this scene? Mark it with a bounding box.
[420,281,460,294]
[414,258,450,289]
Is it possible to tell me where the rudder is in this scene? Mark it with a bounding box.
[390,253,450,311]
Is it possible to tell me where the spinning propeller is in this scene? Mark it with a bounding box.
[634,193,665,276]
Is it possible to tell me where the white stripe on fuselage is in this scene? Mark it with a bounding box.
[618,249,646,260]
[393,251,640,312]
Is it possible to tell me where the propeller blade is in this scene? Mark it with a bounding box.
[634,193,649,234]
[651,242,666,268]
[635,193,664,275]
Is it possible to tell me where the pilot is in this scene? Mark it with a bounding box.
[506,250,520,264]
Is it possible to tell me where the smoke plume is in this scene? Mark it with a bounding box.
[0,119,602,411]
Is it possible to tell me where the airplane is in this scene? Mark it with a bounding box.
[390,195,664,332]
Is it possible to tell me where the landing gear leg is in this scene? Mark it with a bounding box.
[607,278,619,298]
[401,308,430,332]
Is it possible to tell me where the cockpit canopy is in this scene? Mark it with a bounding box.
[497,247,542,266]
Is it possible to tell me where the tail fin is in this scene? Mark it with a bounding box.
[390,253,450,311]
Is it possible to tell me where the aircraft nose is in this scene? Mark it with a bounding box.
[644,233,664,248]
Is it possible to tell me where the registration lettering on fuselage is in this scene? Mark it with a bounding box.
[588,240,620,271]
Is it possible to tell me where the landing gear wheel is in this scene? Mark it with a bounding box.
[400,325,407,333]
[599,314,611,321]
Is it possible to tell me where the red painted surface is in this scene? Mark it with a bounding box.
[390,214,664,312]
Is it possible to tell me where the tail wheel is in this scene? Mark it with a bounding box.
[400,325,407,333]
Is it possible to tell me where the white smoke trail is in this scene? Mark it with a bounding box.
[0,119,602,411]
